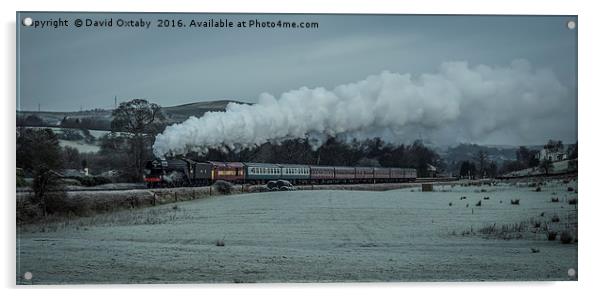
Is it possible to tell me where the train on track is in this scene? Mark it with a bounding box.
[144,158,417,188]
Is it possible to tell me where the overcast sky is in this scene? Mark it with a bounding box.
[17,13,577,145]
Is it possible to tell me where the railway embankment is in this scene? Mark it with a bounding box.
[18,179,469,226]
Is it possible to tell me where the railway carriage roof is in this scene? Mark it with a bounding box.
[308,165,335,169]
[333,166,355,170]
[207,161,244,168]
[243,162,280,168]
[276,164,310,168]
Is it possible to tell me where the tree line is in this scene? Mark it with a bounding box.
[456,140,577,179]
[188,137,442,178]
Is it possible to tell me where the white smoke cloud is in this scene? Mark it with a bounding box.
[153,59,570,156]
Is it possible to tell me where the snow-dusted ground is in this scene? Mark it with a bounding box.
[16,179,577,284]
[58,140,101,153]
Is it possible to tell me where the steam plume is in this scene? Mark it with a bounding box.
[153,60,569,156]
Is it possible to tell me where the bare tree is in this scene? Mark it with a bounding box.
[17,128,65,216]
[111,99,165,180]
[476,150,488,178]
[539,158,553,175]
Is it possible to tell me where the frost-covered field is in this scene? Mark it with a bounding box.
[16,179,577,284]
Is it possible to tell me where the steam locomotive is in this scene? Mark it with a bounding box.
[144,158,417,188]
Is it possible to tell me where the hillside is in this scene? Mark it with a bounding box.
[162,100,249,122]
[16,99,250,130]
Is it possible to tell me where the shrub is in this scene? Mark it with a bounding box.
[547,231,558,241]
[59,128,83,141]
[551,214,560,223]
[448,202,452,207]
[215,239,225,247]
[510,199,520,205]
[75,176,112,187]
[16,169,28,187]
[16,196,41,223]
[568,198,578,205]
[560,231,573,244]
[46,193,93,216]
[533,221,541,228]
[567,187,574,192]
[483,196,490,200]
[551,197,559,203]
[479,224,496,235]
[213,180,233,194]
[475,200,482,207]
[535,186,541,192]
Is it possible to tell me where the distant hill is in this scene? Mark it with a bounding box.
[16,99,250,130]
[162,100,249,123]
